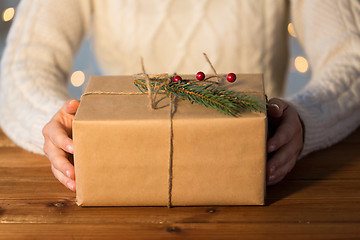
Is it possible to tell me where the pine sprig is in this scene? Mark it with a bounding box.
[134,78,265,117]
[165,81,265,116]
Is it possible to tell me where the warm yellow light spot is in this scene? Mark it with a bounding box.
[2,8,15,22]
[294,56,309,73]
[71,71,85,87]
[288,23,296,38]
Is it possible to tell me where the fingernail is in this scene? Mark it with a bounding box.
[67,182,73,191]
[268,144,276,152]
[66,145,73,153]
[69,99,76,105]
[66,170,71,178]
[270,103,280,110]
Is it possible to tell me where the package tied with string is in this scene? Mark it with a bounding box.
[73,74,267,206]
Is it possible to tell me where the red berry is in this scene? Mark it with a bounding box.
[173,75,182,83]
[196,71,205,81]
[226,73,236,82]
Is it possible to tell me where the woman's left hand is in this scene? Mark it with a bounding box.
[266,98,304,185]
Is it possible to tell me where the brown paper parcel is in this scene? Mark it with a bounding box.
[73,74,267,206]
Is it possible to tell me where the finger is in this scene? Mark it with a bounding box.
[267,108,301,153]
[46,121,74,154]
[58,100,80,129]
[267,98,288,118]
[267,141,293,177]
[44,138,75,180]
[267,98,288,139]
[267,156,297,185]
[267,140,300,185]
[64,99,80,115]
[51,165,76,191]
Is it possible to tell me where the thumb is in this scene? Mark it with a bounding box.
[267,98,287,118]
[64,99,80,115]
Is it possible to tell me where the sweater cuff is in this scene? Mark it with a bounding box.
[286,100,319,159]
[0,96,68,155]
[287,98,360,159]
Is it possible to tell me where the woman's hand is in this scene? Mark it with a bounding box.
[266,98,304,185]
[42,99,80,191]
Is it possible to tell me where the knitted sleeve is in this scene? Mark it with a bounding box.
[289,0,360,157]
[0,0,91,154]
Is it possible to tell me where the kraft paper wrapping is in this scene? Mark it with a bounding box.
[73,74,267,206]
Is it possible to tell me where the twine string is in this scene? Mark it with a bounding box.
[141,57,155,109]
[168,93,175,208]
[203,52,223,84]
[82,91,144,97]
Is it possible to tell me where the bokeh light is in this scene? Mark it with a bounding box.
[2,8,15,22]
[294,56,309,73]
[70,71,85,87]
[287,23,296,38]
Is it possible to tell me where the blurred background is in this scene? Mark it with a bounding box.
[0,1,311,99]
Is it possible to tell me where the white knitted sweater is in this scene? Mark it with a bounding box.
[1,0,359,157]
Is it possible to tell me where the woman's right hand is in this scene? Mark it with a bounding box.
[42,99,80,191]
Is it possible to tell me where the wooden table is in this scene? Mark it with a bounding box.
[0,128,359,239]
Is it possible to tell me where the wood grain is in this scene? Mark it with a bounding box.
[0,127,359,239]
[0,197,359,224]
[0,129,15,148]
[0,223,359,240]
